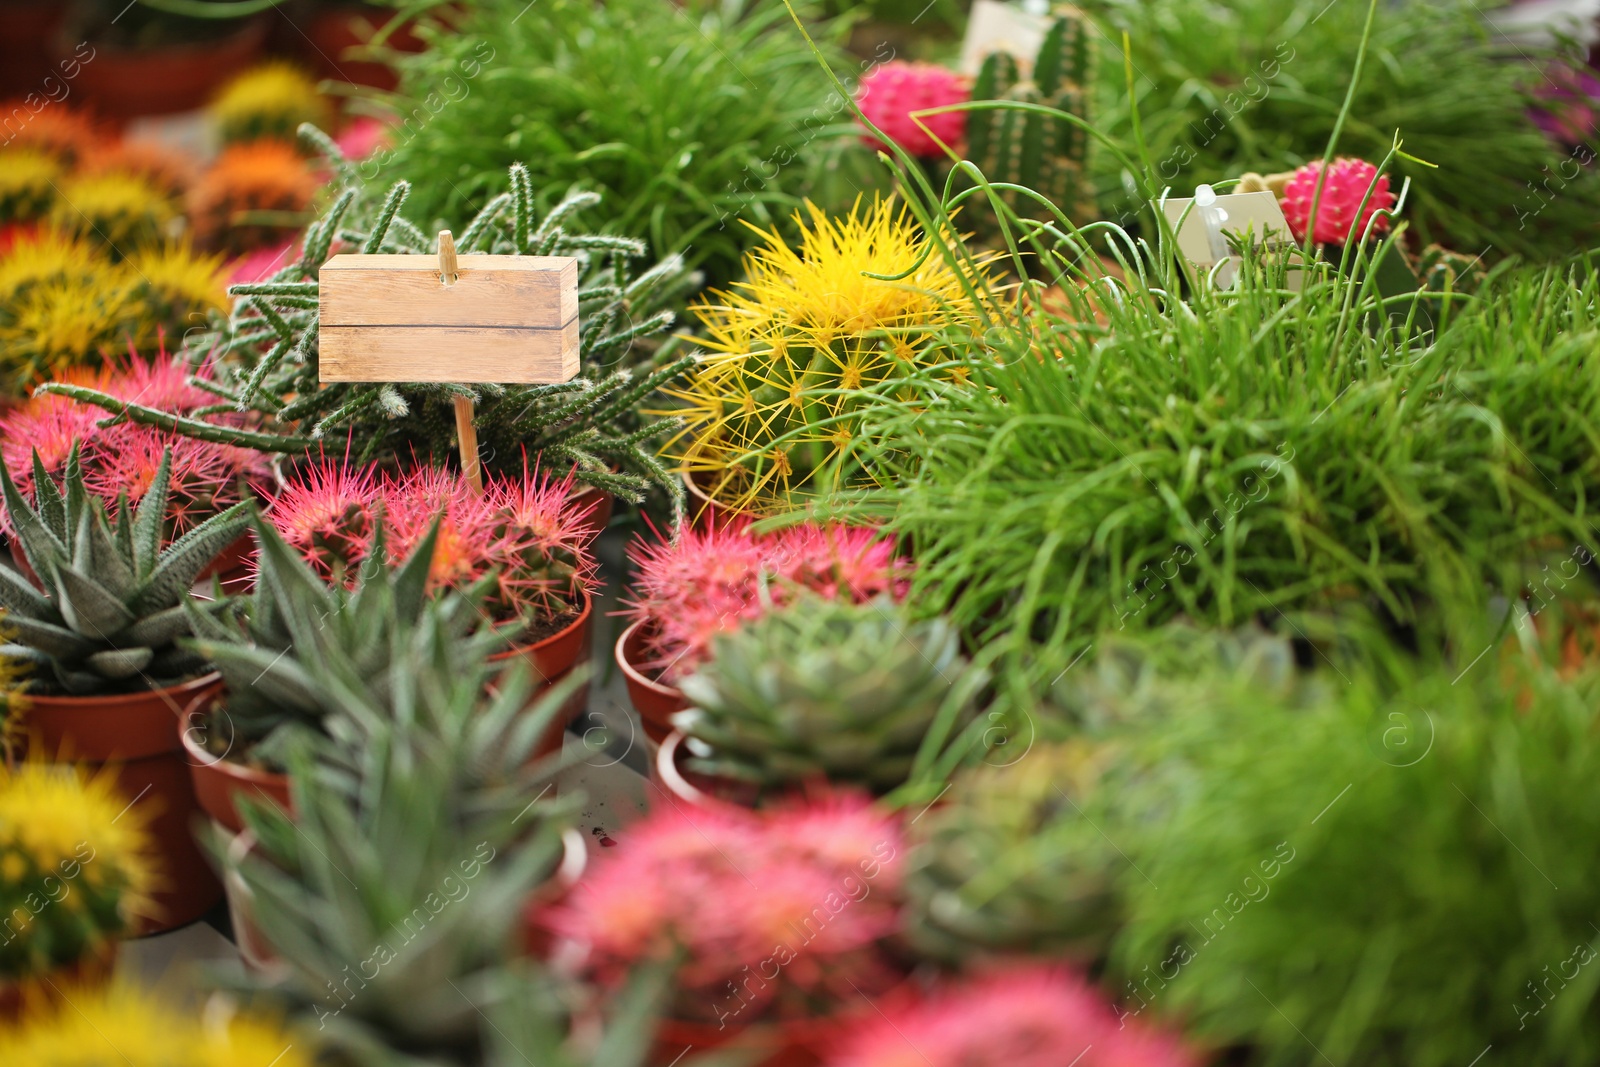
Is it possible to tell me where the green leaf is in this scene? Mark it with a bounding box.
[123,604,196,649]
[80,506,135,600]
[0,560,53,619]
[1,457,66,582]
[84,646,154,680]
[29,450,66,544]
[54,562,135,639]
[2,615,94,659]
[133,501,251,614]
[131,449,173,581]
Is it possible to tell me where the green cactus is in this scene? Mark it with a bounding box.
[964,10,1097,235]
[186,514,507,772]
[1415,243,1488,296]
[0,447,249,696]
[903,741,1121,964]
[673,597,984,796]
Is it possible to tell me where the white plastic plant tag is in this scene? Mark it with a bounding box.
[960,0,1052,75]
[1161,188,1304,291]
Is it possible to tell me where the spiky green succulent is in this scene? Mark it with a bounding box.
[38,125,699,518]
[673,597,983,795]
[0,447,248,696]
[217,578,581,1063]
[903,741,1121,964]
[185,513,500,772]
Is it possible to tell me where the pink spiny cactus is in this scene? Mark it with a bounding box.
[855,62,971,159]
[622,523,912,682]
[826,966,1199,1067]
[1280,157,1395,246]
[542,794,906,1024]
[0,353,261,536]
[268,460,598,623]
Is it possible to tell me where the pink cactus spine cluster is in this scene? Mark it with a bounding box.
[825,966,1199,1067]
[623,521,911,682]
[267,458,598,622]
[542,794,905,1024]
[1280,157,1395,246]
[854,61,971,159]
[0,351,263,536]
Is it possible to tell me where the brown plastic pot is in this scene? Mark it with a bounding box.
[60,17,270,120]
[492,592,593,761]
[652,729,760,810]
[19,674,225,934]
[683,470,742,532]
[615,620,687,746]
[0,942,117,1022]
[179,696,293,836]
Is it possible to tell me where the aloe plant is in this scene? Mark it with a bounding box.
[0,446,248,696]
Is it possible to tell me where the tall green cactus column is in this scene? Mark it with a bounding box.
[964,8,1097,237]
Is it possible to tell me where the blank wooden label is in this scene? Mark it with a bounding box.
[318,253,581,383]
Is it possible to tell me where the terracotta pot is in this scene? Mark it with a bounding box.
[0,942,118,1022]
[520,827,589,958]
[570,485,614,541]
[19,674,225,933]
[615,620,686,746]
[683,470,742,532]
[492,592,593,761]
[179,697,293,836]
[0,1,66,98]
[302,6,427,91]
[652,729,760,810]
[60,17,270,120]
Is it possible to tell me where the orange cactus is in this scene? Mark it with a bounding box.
[187,140,317,255]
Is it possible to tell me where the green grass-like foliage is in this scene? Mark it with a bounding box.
[374,0,853,283]
[675,595,983,795]
[39,127,698,512]
[0,446,248,696]
[826,250,1600,692]
[1085,0,1600,259]
[1097,628,1600,1067]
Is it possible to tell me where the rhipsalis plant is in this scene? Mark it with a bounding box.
[0,446,249,696]
[674,596,983,796]
[964,12,1097,236]
[41,125,699,515]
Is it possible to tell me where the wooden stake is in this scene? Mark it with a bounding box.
[438,230,485,496]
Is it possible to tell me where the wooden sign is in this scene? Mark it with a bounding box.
[317,231,582,492]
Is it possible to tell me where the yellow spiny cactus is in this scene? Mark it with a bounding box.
[0,148,62,223]
[126,243,230,348]
[0,230,102,305]
[0,273,139,390]
[48,171,176,257]
[659,198,1004,514]
[211,60,333,147]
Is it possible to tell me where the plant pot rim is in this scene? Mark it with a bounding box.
[615,618,681,700]
[177,697,291,789]
[60,11,269,57]
[655,729,711,807]
[21,670,222,712]
[493,588,593,660]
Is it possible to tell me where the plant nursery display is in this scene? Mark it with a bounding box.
[373,0,858,281]
[0,762,156,994]
[47,139,698,509]
[0,0,1598,1062]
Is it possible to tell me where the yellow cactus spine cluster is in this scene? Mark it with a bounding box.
[211,61,333,147]
[0,148,63,223]
[47,171,177,256]
[661,197,1004,514]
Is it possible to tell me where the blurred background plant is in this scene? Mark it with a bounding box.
[368,0,865,283]
[0,762,157,985]
[1084,0,1600,259]
[210,60,333,147]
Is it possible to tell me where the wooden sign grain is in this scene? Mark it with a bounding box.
[318,253,580,384]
